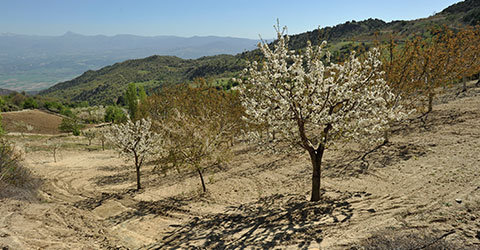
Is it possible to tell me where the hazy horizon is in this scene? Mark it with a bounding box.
[0,31,262,40]
[0,0,460,39]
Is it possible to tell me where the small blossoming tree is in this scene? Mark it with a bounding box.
[238,26,404,201]
[82,129,96,146]
[107,118,159,190]
[96,127,109,151]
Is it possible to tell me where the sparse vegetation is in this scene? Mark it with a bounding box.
[46,139,61,162]
[383,25,480,114]
[0,138,31,189]
[140,78,245,192]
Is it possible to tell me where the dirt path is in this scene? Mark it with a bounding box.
[1,85,480,249]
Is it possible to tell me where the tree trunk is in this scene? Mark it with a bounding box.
[53,148,56,163]
[427,92,434,113]
[135,154,141,190]
[309,145,325,201]
[197,167,207,192]
[383,130,390,144]
[101,140,105,151]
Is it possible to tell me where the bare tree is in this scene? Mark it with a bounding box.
[96,127,108,151]
[46,139,60,163]
[142,80,244,192]
[82,129,96,146]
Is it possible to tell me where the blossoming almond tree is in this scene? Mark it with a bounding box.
[238,26,404,201]
[107,118,159,190]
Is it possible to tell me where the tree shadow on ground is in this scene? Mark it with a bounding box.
[91,170,134,187]
[73,190,131,210]
[144,193,353,249]
[323,141,427,178]
[107,195,195,224]
[349,228,472,250]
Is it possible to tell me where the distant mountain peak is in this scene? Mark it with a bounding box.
[0,32,18,37]
[62,31,82,37]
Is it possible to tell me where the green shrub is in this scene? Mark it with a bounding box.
[22,97,38,109]
[0,96,5,111]
[0,114,4,135]
[44,101,63,112]
[60,108,74,118]
[59,117,85,136]
[105,105,127,124]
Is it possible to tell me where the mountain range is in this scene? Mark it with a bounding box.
[11,0,480,105]
[0,33,259,91]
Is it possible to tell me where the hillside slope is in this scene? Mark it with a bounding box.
[0,88,15,96]
[2,82,480,249]
[40,54,244,105]
[0,33,259,92]
[40,0,480,105]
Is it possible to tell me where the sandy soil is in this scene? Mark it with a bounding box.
[1,109,64,134]
[1,84,480,249]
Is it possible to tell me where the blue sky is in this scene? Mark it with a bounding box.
[0,0,461,39]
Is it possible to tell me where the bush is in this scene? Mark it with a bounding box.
[105,105,128,124]
[60,108,74,118]
[0,138,30,188]
[0,96,5,111]
[44,101,62,112]
[0,114,4,135]
[59,117,85,136]
[22,97,38,109]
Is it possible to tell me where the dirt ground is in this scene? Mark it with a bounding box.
[1,109,64,135]
[1,83,480,249]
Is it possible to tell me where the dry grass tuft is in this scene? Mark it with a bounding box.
[0,138,39,197]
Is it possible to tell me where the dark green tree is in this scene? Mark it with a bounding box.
[59,117,85,136]
[22,97,38,109]
[116,96,126,106]
[125,83,139,119]
[138,85,147,103]
[105,105,128,124]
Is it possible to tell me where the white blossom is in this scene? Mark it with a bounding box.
[237,25,406,201]
[238,27,405,151]
[106,118,162,189]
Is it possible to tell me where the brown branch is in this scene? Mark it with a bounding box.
[412,230,455,250]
